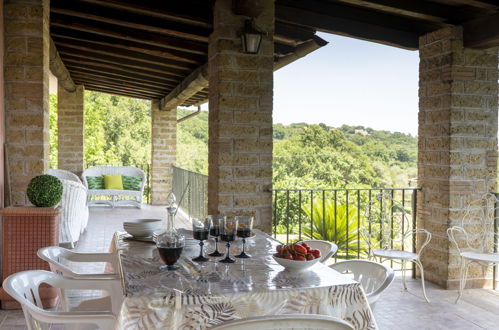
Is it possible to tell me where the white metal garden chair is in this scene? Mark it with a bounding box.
[300,239,338,263]
[361,191,432,302]
[38,246,119,279]
[3,270,121,330]
[447,192,499,303]
[329,259,395,309]
[210,314,354,330]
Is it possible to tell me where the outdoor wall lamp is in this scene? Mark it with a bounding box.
[241,19,263,54]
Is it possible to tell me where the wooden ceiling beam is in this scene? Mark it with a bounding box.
[463,11,499,49]
[64,64,178,88]
[69,72,169,93]
[61,56,179,86]
[159,64,208,111]
[75,0,213,28]
[51,14,207,55]
[334,0,487,24]
[50,1,210,43]
[51,27,204,64]
[54,37,196,76]
[434,0,499,10]
[276,1,423,49]
[80,84,155,100]
[275,22,317,46]
[71,78,166,98]
[55,43,190,77]
[49,38,75,92]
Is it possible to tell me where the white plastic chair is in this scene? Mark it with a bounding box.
[3,270,121,330]
[210,314,354,330]
[38,246,119,280]
[361,191,431,302]
[447,193,499,303]
[300,240,338,263]
[329,259,394,309]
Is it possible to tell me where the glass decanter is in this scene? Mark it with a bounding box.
[155,192,185,270]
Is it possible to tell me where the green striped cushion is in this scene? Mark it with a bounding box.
[86,176,104,189]
[122,176,142,191]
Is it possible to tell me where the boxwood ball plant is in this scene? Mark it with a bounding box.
[27,174,63,207]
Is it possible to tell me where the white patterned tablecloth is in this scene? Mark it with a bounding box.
[111,230,377,330]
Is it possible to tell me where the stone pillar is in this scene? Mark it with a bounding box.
[57,84,84,174]
[151,100,176,204]
[4,0,50,205]
[418,26,498,289]
[208,0,274,231]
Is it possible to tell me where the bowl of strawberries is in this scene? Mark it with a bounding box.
[272,242,321,272]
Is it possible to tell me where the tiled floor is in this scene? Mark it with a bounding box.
[2,206,499,329]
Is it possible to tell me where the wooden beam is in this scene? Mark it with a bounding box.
[436,0,499,10]
[51,27,204,64]
[51,14,207,55]
[52,37,198,73]
[75,0,213,28]
[274,36,328,71]
[55,43,190,77]
[68,68,171,94]
[61,56,178,86]
[49,38,75,92]
[80,84,155,100]
[64,64,178,87]
[463,11,499,49]
[276,0,442,49]
[51,1,210,43]
[275,22,317,46]
[159,64,208,111]
[73,79,165,98]
[334,0,487,23]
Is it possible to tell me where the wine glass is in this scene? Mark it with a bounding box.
[192,218,210,262]
[155,232,185,271]
[219,218,238,263]
[235,216,254,258]
[208,215,224,257]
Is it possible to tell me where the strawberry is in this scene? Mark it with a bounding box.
[306,253,315,261]
[310,249,321,259]
[294,255,306,261]
[276,245,283,254]
[283,253,293,260]
[293,244,307,255]
[305,246,311,252]
[301,243,309,248]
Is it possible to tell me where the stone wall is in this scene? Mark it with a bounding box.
[151,100,176,204]
[57,84,84,174]
[208,0,274,231]
[418,26,498,288]
[4,0,50,205]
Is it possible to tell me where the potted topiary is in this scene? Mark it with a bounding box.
[0,174,63,309]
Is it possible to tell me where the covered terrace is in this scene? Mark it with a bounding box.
[2,0,499,305]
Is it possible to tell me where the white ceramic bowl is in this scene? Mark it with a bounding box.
[123,219,162,237]
[272,255,320,272]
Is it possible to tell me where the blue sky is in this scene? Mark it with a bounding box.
[273,33,419,136]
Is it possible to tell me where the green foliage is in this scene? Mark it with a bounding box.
[27,175,63,207]
[301,199,364,258]
[176,108,208,174]
[49,94,58,169]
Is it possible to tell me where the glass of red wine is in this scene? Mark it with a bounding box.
[156,235,185,271]
[208,215,224,257]
[235,216,254,258]
[192,218,211,262]
[219,218,238,263]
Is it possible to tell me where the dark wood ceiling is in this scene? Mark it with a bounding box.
[50,0,499,102]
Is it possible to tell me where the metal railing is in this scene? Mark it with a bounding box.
[271,187,420,274]
[172,166,208,219]
[84,162,152,203]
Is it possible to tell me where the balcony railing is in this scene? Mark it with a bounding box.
[271,187,420,275]
[172,166,208,219]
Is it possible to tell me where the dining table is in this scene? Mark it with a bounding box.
[110,229,378,330]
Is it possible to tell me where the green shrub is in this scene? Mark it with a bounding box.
[27,175,63,207]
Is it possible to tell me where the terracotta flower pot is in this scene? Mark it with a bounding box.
[0,206,61,309]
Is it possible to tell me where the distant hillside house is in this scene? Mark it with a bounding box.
[354,129,370,136]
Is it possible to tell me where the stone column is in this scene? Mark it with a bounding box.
[418,26,498,289]
[151,100,176,204]
[57,84,84,174]
[4,0,50,205]
[208,0,274,231]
